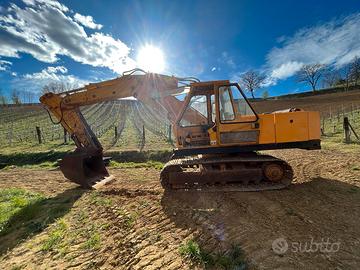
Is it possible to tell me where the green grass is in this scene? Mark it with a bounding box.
[116,208,138,229]
[179,239,211,265]
[0,188,45,234]
[109,160,164,170]
[1,161,59,170]
[41,218,68,252]
[348,187,359,193]
[89,191,113,207]
[10,266,22,270]
[78,223,102,251]
[0,149,171,169]
[41,208,102,254]
[23,161,59,169]
[0,150,65,168]
[0,187,83,255]
[179,239,247,269]
[82,232,101,250]
[321,110,360,153]
[124,211,138,229]
[351,164,360,171]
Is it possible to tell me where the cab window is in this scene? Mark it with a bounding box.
[219,85,257,122]
[219,87,235,121]
[179,95,208,127]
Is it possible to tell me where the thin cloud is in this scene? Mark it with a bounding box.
[220,51,236,69]
[267,13,360,82]
[23,0,69,12]
[0,59,12,71]
[270,61,303,80]
[23,66,69,80]
[0,0,135,74]
[74,13,103,30]
[15,66,88,93]
[46,66,68,74]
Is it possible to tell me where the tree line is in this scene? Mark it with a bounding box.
[0,82,76,105]
[0,89,36,105]
[239,56,360,99]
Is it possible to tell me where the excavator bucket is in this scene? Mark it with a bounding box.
[60,150,114,189]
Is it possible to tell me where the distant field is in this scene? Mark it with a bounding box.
[0,100,173,154]
[252,88,360,116]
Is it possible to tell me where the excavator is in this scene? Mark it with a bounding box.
[40,69,321,191]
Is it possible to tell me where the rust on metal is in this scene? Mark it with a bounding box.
[263,163,285,182]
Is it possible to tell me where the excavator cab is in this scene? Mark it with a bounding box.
[175,81,259,149]
[176,87,214,147]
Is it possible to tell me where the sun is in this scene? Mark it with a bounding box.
[137,45,165,73]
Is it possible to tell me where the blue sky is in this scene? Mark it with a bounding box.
[0,0,360,100]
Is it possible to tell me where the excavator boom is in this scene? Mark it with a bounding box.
[40,71,183,187]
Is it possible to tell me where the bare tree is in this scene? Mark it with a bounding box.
[350,56,360,86]
[239,70,266,98]
[261,89,269,99]
[296,63,325,92]
[20,90,35,103]
[343,63,352,91]
[0,96,6,105]
[0,88,7,105]
[41,81,75,95]
[322,69,342,88]
[11,89,21,104]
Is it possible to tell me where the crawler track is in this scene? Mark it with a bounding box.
[160,153,293,191]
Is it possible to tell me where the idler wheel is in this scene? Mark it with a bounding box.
[263,163,285,182]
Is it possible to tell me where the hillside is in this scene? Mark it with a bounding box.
[252,88,360,117]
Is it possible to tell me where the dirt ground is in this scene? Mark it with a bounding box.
[0,148,360,270]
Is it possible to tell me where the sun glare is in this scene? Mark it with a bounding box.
[137,45,165,73]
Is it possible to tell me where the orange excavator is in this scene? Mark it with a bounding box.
[40,69,320,191]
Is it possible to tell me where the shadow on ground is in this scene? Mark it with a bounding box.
[0,187,85,255]
[160,177,360,269]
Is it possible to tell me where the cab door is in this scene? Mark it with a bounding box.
[176,93,213,148]
[215,83,259,146]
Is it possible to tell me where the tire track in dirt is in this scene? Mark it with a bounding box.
[66,178,193,270]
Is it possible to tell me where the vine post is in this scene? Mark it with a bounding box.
[36,126,42,144]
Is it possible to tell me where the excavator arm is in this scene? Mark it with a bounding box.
[40,71,181,187]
